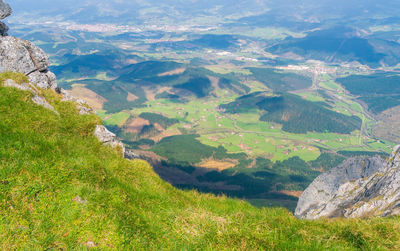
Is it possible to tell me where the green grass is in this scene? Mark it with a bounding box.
[103,111,131,126]
[2,74,400,249]
[0,71,29,84]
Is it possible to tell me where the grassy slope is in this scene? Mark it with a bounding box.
[1,75,400,250]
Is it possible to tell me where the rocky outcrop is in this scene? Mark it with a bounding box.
[0,0,11,19]
[0,21,8,36]
[0,0,11,36]
[94,125,125,153]
[0,1,57,89]
[0,36,58,89]
[57,88,94,115]
[0,0,136,159]
[296,146,400,219]
[124,149,141,160]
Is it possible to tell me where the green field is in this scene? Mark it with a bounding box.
[124,81,391,162]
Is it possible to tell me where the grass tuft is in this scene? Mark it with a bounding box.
[0,72,29,85]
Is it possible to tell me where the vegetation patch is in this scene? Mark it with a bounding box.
[139,112,179,129]
[248,67,312,92]
[198,159,237,171]
[152,135,215,164]
[221,92,362,134]
[69,85,107,110]
[174,77,213,98]
[337,73,400,114]
[0,72,29,84]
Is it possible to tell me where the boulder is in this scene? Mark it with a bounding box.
[0,36,57,89]
[124,149,141,160]
[28,70,57,89]
[0,21,8,36]
[0,0,11,20]
[94,125,125,154]
[296,146,400,219]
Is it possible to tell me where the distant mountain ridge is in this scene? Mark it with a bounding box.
[267,27,400,67]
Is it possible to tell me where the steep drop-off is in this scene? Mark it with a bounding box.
[296,146,400,219]
[1,0,400,249]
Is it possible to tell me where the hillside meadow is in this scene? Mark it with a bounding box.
[1,73,400,250]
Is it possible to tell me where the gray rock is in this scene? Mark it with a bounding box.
[124,149,140,160]
[77,105,93,115]
[72,195,87,204]
[3,79,31,91]
[296,146,400,219]
[0,0,12,20]
[59,88,93,114]
[31,94,57,113]
[94,125,125,154]
[60,88,75,102]
[0,36,57,89]
[0,21,8,36]
[28,70,57,89]
[3,78,58,114]
[21,39,49,72]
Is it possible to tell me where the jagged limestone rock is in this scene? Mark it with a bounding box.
[94,125,125,154]
[0,0,11,36]
[59,88,94,114]
[124,149,141,160]
[0,36,57,89]
[0,21,8,36]
[28,70,57,89]
[0,0,11,20]
[296,146,400,219]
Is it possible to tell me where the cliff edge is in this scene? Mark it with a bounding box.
[296,146,400,219]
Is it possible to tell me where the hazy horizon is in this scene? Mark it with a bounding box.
[6,0,400,26]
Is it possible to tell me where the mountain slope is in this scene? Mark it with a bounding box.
[295,145,400,220]
[2,74,400,249]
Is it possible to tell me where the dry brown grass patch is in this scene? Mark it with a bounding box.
[68,85,107,110]
[198,159,237,171]
[125,117,150,133]
[279,190,303,198]
[157,68,186,77]
[126,92,138,101]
